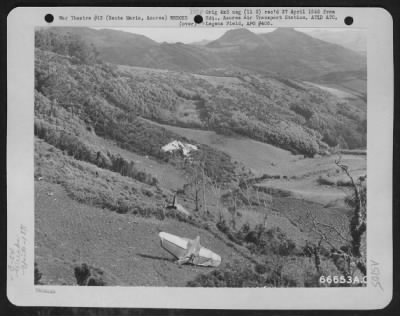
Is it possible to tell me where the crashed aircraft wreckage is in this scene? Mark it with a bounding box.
[161,140,198,157]
[159,232,222,267]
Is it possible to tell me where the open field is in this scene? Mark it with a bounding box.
[256,179,349,206]
[146,120,365,175]
[144,119,300,176]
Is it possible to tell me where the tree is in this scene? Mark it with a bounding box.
[302,156,366,280]
[335,155,366,274]
[227,190,238,230]
[182,150,212,215]
[35,29,100,64]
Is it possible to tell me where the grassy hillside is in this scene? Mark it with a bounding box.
[35,141,349,287]
[35,181,251,286]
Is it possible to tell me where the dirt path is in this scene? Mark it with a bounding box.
[35,181,249,286]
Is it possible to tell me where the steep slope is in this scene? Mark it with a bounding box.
[35,175,251,286]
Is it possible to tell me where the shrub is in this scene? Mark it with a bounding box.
[141,188,154,197]
[336,178,352,187]
[187,263,266,287]
[216,218,230,234]
[239,225,298,256]
[317,175,336,186]
[254,264,267,275]
[116,199,130,214]
[34,262,42,285]
[74,263,91,285]
[74,263,106,286]
[216,219,243,245]
[187,258,325,288]
[290,103,314,120]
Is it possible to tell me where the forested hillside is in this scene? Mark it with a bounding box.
[35,29,366,157]
[34,35,238,183]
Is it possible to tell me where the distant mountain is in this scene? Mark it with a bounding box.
[40,27,366,82]
[141,42,226,72]
[303,29,366,54]
[210,28,365,79]
[207,28,266,48]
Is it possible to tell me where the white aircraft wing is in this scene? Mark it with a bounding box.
[158,232,188,259]
[159,232,221,267]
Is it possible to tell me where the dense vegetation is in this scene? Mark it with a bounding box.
[35,29,366,158]
[34,118,159,186]
[35,28,100,64]
[34,37,237,183]
[187,255,339,288]
[187,223,342,288]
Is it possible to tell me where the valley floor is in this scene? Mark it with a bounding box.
[145,119,366,206]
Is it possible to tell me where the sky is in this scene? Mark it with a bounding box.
[93,27,363,44]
